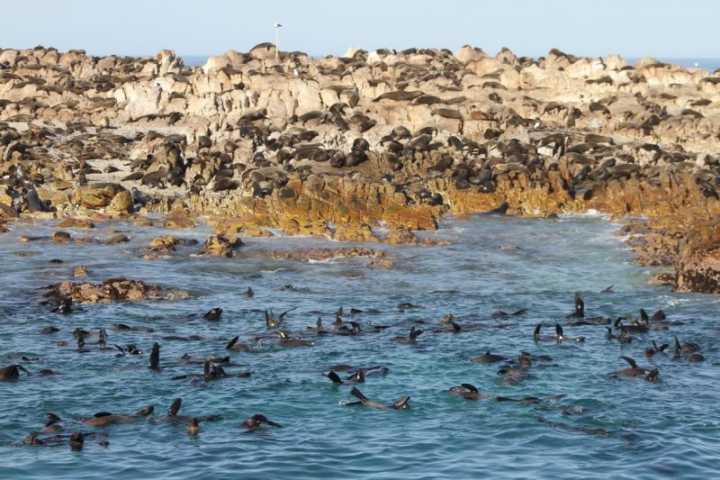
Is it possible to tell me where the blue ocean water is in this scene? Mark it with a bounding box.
[1,214,719,479]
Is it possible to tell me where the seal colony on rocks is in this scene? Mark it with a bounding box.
[1,45,720,292]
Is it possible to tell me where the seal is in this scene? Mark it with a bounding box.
[336,320,362,336]
[242,414,282,431]
[448,384,483,400]
[644,340,668,358]
[44,413,63,433]
[82,405,154,427]
[0,364,30,380]
[567,293,584,318]
[498,352,532,385]
[173,360,251,382]
[204,308,223,321]
[69,432,84,451]
[674,336,700,354]
[433,318,462,334]
[306,318,329,335]
[346,387,410,410]
[612,357,659,382]
[277,330,313,348]
[326,369,365,385]
[470,351,507,364]
[226,336,252,352]
[614,318,648,334]
[161,398,221,425]
[673,336,704,362]
[534,323,584,343]
[392,326,423,344]
[606,327,633,344]
[187,418,199,436]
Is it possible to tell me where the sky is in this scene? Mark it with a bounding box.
[0,0,717,59]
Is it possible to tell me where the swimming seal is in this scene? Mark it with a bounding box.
[567,293,584,318]
[644,341,668,358]
[534,324,584,343]
[498,352,532,385]
[433,319,462,334]
[306,318,329,335]
[242,414,282,431]
[44,413,63,433]
[187,418,199,436]
[203,308,223,321]
[612,357,659,383]
[346,387,410,410]
[276,330,313,348]
[226,336,251,352]
[392,326,423,344]
[673,336,700,354]
[448,384,482,400]
[82,405,154,427]
[0,364,30,380]
[472,351,507,364]
[327,369,365,385]
[673,336,704,362]
[606,327,632,344]
[174,360,251,383]
[614,317,648,334]
[69,432,84,451]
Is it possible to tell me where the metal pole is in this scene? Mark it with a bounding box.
[275,25,280,62]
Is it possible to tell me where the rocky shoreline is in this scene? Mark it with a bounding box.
[1,44,720,292]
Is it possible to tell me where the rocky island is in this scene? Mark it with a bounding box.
[1,44,720,292]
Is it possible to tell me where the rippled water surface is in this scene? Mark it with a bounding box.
[1,214,719,479]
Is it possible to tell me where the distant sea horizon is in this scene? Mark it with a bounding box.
[180,54,720,71]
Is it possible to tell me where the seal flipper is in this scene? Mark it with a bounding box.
[226,336,240,350]
[258,415,282,427]
[621,356,638,369]
[279,307,297,320]
[350,387,369,403]
[640,309,649,323]
[169,398,182,417]
[533,324,542,339]
[149,343,160,370]
[327,371,344,385]
[555,324,564,338]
